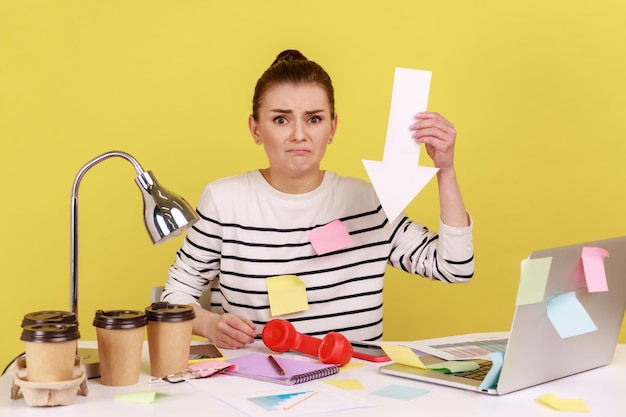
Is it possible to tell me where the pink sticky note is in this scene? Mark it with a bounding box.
[308,220,354,255]
[581,247,610,292]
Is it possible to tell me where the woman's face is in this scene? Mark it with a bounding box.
[249,82,337,179]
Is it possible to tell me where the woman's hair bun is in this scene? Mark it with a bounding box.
[272,49,308,65]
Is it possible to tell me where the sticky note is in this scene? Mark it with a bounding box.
[381,343,480,374]
[370,384,429,400]
[478,351,504,391]
[547,292,597,339]
[339,361,367,372]
[323,378,364,390]
[516,257,551,305]
[581,247,610,292]
[308,220,354,255]
[380,344,428,369]
[114,391,159,404]
[266,275,308,316]
[427,361,480,374]
[537,393,590,412]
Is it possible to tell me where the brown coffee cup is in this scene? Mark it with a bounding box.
[145,302,195,377]
[21,310,78,327]
[21,323,80,382]
[93,310,147,386]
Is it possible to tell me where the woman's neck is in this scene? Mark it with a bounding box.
[260,168,325,194]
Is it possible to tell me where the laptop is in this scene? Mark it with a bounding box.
[379,236,626,395]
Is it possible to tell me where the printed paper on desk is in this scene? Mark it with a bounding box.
[187,376,375,417]
[266,275,309,316]
[308,219,354,255]
[581,246,610,292]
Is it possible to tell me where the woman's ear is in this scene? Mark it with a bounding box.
[248,115,262,144]
[329,113,338,143]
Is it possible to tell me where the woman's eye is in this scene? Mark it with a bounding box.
[309,116,322,124]
[273,116,287,124]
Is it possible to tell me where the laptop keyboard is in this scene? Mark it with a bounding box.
[452,359,493,381]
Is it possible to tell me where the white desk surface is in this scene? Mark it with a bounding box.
[2,342,625,417]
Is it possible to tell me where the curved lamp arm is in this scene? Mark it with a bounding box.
[70,150,198,315]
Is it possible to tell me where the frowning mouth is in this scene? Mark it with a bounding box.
[286,148,311,155]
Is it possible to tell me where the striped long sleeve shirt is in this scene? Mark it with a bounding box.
[163,170,474,341]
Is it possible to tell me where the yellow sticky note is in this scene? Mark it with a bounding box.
[517,257,551,305]
[339,361,367,372]
[537,393,590,413]
[266,275,308,316]
[323,378,364,390]
[427,361,480,374]
[114,391,159,404]
[380,344,427,369]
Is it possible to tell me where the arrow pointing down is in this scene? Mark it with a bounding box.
[362,67,439,222]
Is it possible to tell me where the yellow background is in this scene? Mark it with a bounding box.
[1,1,625,369]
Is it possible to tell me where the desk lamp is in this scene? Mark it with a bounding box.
[70,150,199,378]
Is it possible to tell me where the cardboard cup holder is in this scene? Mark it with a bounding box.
[10,355,88,407]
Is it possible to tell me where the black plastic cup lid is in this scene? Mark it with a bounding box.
[145,302,195,322]
[21,311,78,327]
[92,310,148,330]
[20,323,80,343]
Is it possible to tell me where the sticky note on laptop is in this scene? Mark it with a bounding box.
[581,246,609,292]
[516,257,551,306]
[547,291,597,339]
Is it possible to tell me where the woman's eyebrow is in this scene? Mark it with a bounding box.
[268,109,326,114]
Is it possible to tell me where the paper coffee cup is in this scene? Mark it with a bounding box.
[93,310,147,386]
[21,323,80,382]
[22,310,78,327]
[145,302,195,377]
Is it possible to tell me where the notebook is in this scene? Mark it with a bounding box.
[225,353,339,385]
[380,236,626,395]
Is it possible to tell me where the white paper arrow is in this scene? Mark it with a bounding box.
[362,68,439,222]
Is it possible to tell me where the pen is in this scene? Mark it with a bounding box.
[268,355,285,375]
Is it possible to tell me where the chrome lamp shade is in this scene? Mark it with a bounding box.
[135,170,199,245]
[69,151,198,377]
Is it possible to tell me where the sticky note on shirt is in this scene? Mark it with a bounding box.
[308,219,354,255]
[266,275,309,316]
[547,291,597,339]
[581,246,610,292]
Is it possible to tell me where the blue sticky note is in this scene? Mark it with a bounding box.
[370,384,429,400]
[478,351,504,391]
[547,291,597,338]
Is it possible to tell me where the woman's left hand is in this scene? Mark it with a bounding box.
[410,112,457,172]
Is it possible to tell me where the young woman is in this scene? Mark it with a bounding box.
[162,50,474,349]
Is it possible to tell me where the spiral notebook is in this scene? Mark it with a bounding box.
[224,353,339,385]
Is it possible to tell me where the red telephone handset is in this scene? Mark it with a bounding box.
[261,319,353,366]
